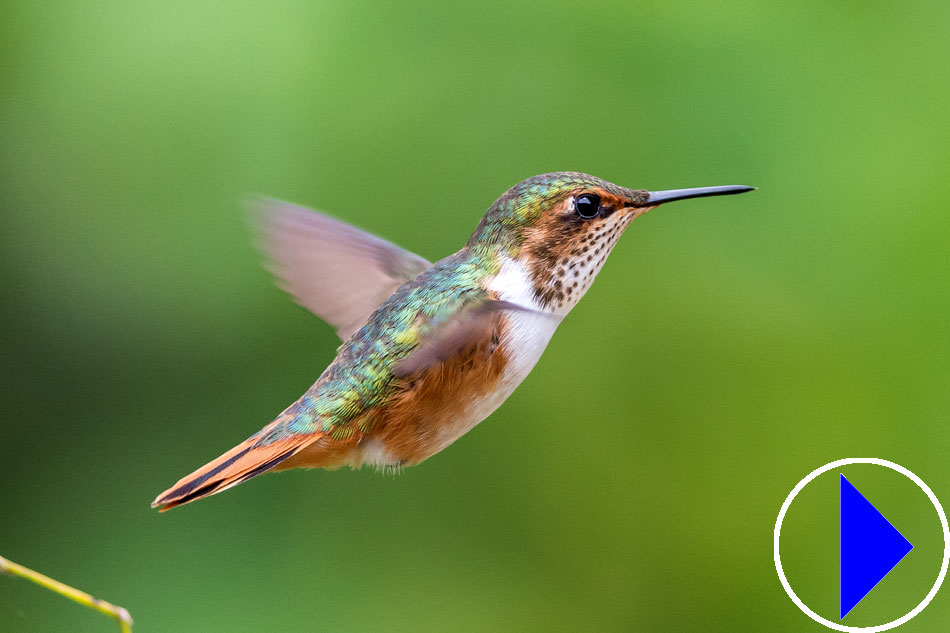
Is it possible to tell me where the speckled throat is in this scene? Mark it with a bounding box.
[518,194,651,315]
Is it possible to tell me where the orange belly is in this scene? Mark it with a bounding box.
[278,321,509,471]
[372,331,508,465]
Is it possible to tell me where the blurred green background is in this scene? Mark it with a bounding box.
[2,1,949,631]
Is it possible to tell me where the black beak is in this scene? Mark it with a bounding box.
[640,185,756,206]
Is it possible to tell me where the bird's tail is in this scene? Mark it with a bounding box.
[151,413,324,511]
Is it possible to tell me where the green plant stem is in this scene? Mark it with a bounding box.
[0,553,132,633]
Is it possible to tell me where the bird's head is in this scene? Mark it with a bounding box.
[468,172,753,313]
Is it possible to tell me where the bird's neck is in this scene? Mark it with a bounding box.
[462,234,574,316]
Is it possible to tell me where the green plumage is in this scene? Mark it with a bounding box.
[254,250,496,444]
[253,172,640,446]
[152,171,754,510]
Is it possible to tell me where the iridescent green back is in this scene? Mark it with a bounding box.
[254,249,498,444]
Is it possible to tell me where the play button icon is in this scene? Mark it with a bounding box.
[840,474,914,619]
[775,458,950,631]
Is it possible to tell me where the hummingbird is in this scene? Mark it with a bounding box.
[153,172,753,510]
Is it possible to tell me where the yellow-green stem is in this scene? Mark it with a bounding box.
[0,553,132,633]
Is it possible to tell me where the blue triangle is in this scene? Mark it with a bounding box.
[840,474,913,619]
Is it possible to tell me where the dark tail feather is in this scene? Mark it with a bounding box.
[151,428,319,511]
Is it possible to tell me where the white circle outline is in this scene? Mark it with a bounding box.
[774,458,949,632]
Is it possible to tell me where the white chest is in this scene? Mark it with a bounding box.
[488,256,563,386]
[427,257,562,448]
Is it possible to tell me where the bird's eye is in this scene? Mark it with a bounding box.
[574,194,601,219]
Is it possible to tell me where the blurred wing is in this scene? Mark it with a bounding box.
[252,198,432,341]
[394,299,548,377]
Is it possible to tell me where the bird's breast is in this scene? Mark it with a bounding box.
[352,256,561,467]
